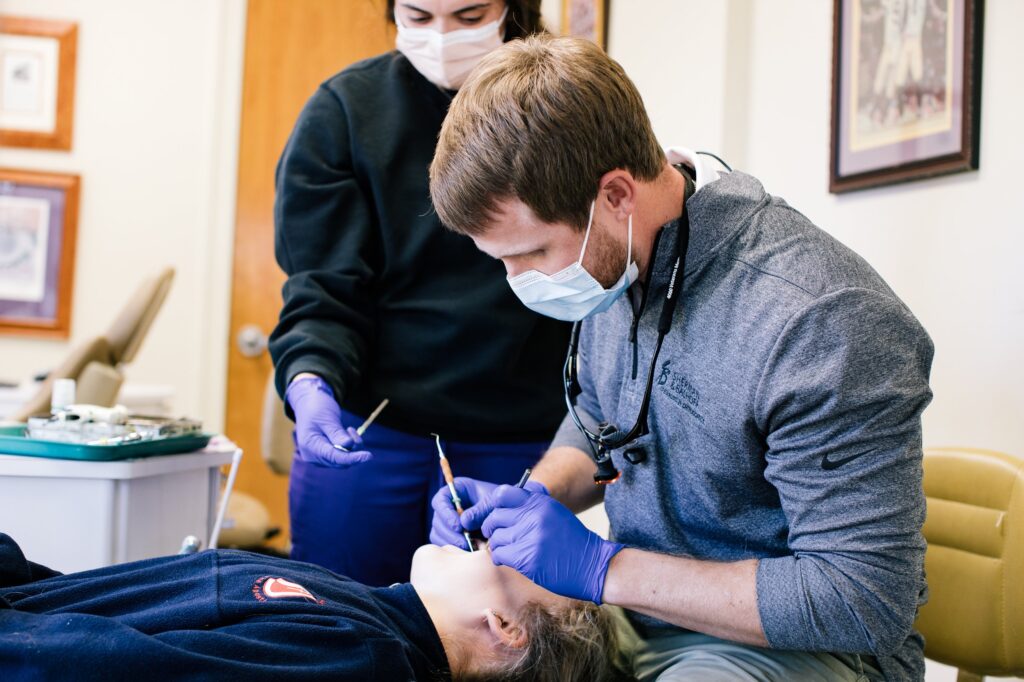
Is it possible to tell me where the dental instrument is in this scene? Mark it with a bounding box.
[432,432,475,552]
[516,468,532,489]
[333,398,389,452]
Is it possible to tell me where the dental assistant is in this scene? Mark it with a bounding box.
[269,1,567,587]
[429,36,935,682]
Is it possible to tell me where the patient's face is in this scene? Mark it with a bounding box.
[410,543,565,625]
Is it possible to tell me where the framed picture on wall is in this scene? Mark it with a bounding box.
[830,0,984,193]
[0,168,80,338]
[0,16,78,151]
[561,0,609,50]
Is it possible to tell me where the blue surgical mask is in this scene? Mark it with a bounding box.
[507,202,639,321]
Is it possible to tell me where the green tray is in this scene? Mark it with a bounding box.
[0,425,214,462]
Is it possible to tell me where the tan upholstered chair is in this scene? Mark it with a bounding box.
[8,337,119,422]
[916,447,1024,681]
[261,372,294,475]
[9,268,175,422]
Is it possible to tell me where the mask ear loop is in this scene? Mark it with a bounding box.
[577,201,597,265]
[625,213,633,269]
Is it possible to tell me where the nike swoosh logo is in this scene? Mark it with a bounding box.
[821,447,877,471]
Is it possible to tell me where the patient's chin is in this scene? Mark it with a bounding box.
[410,544,444,582]
[410,543,471,581]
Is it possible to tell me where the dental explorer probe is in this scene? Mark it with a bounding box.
[515,468,532,488]
[333,398,389,452]
[432,433,476,552]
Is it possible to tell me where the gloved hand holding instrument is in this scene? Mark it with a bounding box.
[429,473,546,550]
[286,375,386,468]
[460,483,624,604]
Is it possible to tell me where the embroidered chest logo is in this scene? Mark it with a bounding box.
[252,576,325,604]
[656,361,705,423]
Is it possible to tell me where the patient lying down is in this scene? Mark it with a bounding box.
[0,534,630,681]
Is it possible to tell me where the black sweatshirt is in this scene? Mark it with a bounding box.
[0,534,450,681]
[269,52,570,442]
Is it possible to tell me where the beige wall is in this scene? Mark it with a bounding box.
[0,0,246,431]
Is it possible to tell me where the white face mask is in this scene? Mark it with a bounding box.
[507,202,639,322]
[395,7,508,90]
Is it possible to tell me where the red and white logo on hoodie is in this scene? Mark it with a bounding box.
[252,576,324,604]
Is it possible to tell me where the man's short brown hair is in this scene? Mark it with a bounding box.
[429,34,665,236]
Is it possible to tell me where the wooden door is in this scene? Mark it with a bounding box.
[226,0,395,548]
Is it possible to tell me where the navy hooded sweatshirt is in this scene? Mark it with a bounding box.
[0,534,450,681]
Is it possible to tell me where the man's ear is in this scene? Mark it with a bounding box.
[484,608,528,649]
[597,170,637,221]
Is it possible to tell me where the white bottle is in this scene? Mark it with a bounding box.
[51,378,76,413]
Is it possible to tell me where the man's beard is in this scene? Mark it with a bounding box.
[581,218,630,289]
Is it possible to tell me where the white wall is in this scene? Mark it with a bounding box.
[0,0,246,432]
[608,0,1023,457]
[543,0,743,155]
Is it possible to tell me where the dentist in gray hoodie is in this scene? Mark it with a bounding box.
[428,35,934,682]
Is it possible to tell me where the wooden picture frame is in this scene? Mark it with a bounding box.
[0,168,80,338]
[561,0,609,50]
[0,16,78,151]
[829,0,984,193]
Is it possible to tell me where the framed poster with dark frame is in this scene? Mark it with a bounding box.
[561,0,609,50]
[0,15,78,150]
[0,168,80,338]
[830,0,984,193]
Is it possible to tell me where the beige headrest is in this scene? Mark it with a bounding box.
[10,337,115,421]
[105,267,175,365]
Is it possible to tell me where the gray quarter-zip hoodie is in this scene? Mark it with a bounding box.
[553,166,934,682]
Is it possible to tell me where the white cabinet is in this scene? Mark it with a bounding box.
[0,444,237,573]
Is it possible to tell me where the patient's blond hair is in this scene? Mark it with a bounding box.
[453,599,635,682]
[430,34,664,236]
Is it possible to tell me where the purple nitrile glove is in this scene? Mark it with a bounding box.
[285,375,372,468]
[463,484,623,604]
[429,476,547,550]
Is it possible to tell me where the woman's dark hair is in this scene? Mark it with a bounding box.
[386,0,545,40]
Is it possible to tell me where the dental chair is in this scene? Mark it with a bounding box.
[261,371,295,476]
[9,267,175,422]
[915,447,1024,681]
